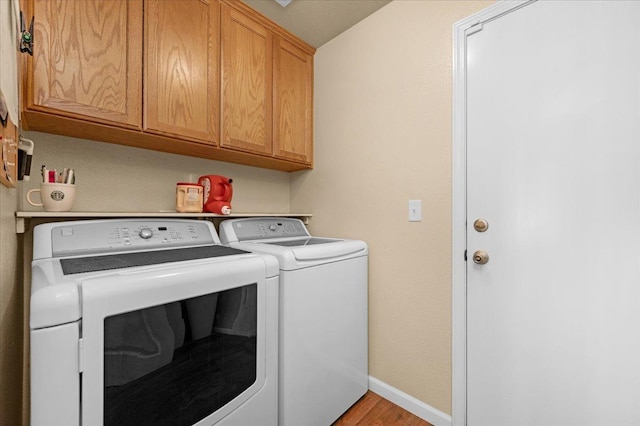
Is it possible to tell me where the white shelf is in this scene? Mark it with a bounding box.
[15,211,312,233]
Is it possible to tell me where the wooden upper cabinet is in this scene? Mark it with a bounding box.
[273,37,313,165]
[220,3,273,155]
[144,0,219,144]
[26,0,142,128]
[22,0,314,171]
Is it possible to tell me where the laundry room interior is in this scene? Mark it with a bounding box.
[4,0,489,424]
[10,0,638,425]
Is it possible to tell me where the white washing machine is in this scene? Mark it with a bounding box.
[219,217,368,426]
[30,219,279,426]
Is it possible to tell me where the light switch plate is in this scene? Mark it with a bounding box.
[409,199,422,222]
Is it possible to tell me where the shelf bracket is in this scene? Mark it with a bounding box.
[16,217,27,234]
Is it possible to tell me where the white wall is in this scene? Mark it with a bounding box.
[291,0,492,414]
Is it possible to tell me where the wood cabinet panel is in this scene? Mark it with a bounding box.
[144,0,219,143]
[273,37,313,164]
[22,0,315,172]
[220,3,273,155]
[27,0,142,128]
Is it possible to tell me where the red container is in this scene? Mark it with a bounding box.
[198,175,233,214]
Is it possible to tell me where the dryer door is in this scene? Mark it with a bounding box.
[79,256,269,426]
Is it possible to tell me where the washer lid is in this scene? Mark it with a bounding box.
[289,240,366,261]
[229,239,367,270]
[264,238,341,247]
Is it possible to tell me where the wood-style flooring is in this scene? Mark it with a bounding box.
[332,391,432,426]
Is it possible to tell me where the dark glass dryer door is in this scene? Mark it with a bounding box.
[78,255,268,426]
[102,285,257,426]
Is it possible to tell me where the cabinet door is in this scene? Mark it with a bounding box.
[27,0,142,128]
[144,0,219,144]
[273,37,313,165]
[220,3,273,155]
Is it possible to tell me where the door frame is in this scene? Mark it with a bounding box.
[451,1,536,425]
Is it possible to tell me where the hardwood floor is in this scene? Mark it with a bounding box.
[332,391,432,426]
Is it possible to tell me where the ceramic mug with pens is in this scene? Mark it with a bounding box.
[27,182,76,212]
[28,165,76,211]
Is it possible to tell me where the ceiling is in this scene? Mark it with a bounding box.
[241,0,392,48]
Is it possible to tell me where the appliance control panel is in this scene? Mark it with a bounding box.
[226,218,309,242]
[50,220,217,257]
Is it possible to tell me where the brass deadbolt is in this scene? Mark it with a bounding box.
[473,219,489,232]
[472,250,489,265]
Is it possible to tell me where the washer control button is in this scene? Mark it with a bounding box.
[139,228,153,239]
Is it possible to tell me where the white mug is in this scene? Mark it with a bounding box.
[27,183,76,212]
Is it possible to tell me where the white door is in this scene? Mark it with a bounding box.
[466,1,640,424]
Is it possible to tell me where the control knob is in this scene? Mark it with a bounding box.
[139,227,153,239]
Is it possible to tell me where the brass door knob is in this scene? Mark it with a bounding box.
[472,250,489,265]
[473,219,489,232]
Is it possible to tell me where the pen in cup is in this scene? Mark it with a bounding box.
[65,169,75,184]
[40,165,75,184]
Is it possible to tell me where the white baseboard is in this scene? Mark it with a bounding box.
[368,376,452,426]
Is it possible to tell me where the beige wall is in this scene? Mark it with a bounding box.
[291,0,492,414]
[1,178,22,425]
[19,131,291,213]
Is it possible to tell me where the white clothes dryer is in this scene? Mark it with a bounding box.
[30,219,279,426]
[219,217,368,426]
